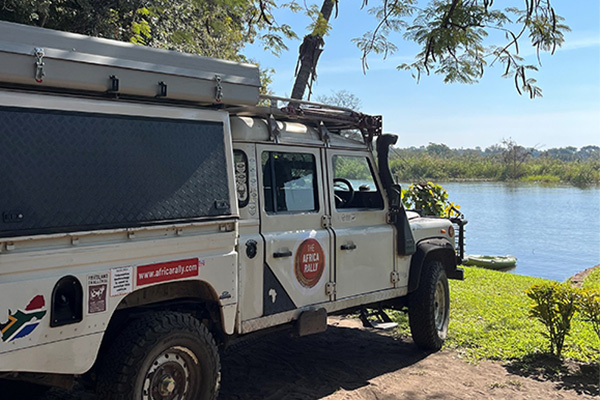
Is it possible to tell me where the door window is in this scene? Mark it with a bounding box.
[262,152,319,213]
[332,155,383,210]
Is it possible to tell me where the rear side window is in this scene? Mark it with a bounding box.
[262,152,319,213]
[234,150,249,208]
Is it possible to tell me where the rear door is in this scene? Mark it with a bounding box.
[257,145,331,315]
[326,150,395,299]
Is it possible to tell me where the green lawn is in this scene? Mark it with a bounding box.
[392,266,600,362]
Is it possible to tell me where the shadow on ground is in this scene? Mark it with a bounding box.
[22,322,425,400]
[219,324,428,399]
[504,353,599,397]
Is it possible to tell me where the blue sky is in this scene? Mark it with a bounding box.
[242,1,600,150]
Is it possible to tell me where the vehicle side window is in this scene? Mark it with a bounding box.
[333,155,383,210]
[234,150,249,208]
[262,152,319,213]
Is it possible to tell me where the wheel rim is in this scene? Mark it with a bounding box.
[434,280,447,331]
[143,346,200,400]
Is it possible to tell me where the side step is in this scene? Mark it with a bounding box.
[359,308,398,330]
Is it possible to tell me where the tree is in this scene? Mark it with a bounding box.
[0,0,296,62]
[501,138,531,179]
[426,143,452,158]
[316,90,362,110]
[1,1,569,101]
[289,0,568,100]
[290,0,337,100]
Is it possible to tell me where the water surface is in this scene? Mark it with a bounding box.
[441,182,600,281]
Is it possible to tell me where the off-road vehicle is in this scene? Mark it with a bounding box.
[0,21,465,399]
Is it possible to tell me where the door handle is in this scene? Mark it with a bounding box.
[273,250,293,258]
[341,243,357,251]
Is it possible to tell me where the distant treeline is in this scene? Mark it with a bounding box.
[389,143,600,187]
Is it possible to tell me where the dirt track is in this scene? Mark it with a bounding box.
[36,316,598,399]
[219,316,598,400]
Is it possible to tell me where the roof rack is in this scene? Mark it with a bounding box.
[228,95,382,144]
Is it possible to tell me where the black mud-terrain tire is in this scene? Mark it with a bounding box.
[97,311,220,400]
[408,260,450,351]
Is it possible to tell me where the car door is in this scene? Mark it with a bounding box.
[258,145,332,316]
[326,150,395,299]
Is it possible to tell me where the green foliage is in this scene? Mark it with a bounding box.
[1,1,570,99]
[401,182,461,217]
[583,268,600,289]
[0,0,297,61]
[353,0,568,97]
[390,144,600,187]
[519,175,561,184]
[525,282,579,357]
[0,0,300,95]
[391,267,599,362]
[333,157,371,180]
[578,288,600,344]
[501,138,532,180]
[447,268,549,360]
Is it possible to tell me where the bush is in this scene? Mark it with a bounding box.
[578,288,600,343]
[401,182,461,217]
[525,282,579,357]
[583,268,600,289]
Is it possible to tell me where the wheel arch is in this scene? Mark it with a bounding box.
[408,238,461,293]
[94,280,226,372]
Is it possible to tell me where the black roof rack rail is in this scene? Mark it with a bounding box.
[228,95,382,144]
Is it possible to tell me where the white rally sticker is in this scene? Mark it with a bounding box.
[110,266,133,297]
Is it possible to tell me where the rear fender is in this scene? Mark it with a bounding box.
[99,280,228,353]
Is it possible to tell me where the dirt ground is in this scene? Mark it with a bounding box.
[570,264,599,288]
[217,316,599,400]
[34,315,598,399]
[32,266,600,399]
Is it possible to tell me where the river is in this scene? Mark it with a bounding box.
[440,182,600,281]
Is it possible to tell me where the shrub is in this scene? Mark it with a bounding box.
[525,282,579,357]
[578,288,600,343]
[401,182,461,217]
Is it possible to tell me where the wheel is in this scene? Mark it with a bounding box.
[97,312,220,400]
[333,178,355,208]
[408,260,450,351]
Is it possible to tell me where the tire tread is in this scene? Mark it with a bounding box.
[408,260,449,351]
[97,311,220,400]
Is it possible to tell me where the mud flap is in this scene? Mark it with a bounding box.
[295,308,327,337]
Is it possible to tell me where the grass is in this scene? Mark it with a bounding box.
[391,266,600,362]
[519,175,561,184]
[583,267,600,289]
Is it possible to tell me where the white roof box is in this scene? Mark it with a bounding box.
[0,21,260,106]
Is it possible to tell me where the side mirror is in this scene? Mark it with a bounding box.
[389,184,402,209]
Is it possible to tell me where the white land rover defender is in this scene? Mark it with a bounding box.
[0,21,465,399]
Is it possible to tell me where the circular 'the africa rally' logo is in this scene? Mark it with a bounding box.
[294,238,325,288]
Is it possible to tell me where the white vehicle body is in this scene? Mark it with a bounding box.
[0,21,465,399]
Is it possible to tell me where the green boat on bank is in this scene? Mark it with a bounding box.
[464,255,517,270]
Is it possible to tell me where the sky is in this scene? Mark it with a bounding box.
[242,1,600,150]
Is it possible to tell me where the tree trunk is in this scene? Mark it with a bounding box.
[290,0,336,100]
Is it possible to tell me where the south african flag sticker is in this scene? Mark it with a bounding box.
[1,295,47,343]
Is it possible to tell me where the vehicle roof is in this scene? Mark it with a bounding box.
[230,116,372,149]
[228,96,380,149]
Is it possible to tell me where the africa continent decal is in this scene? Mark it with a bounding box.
[294,238,325,288]
[1,295,47,342]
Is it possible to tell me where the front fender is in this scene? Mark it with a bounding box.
[408,238,464,293]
